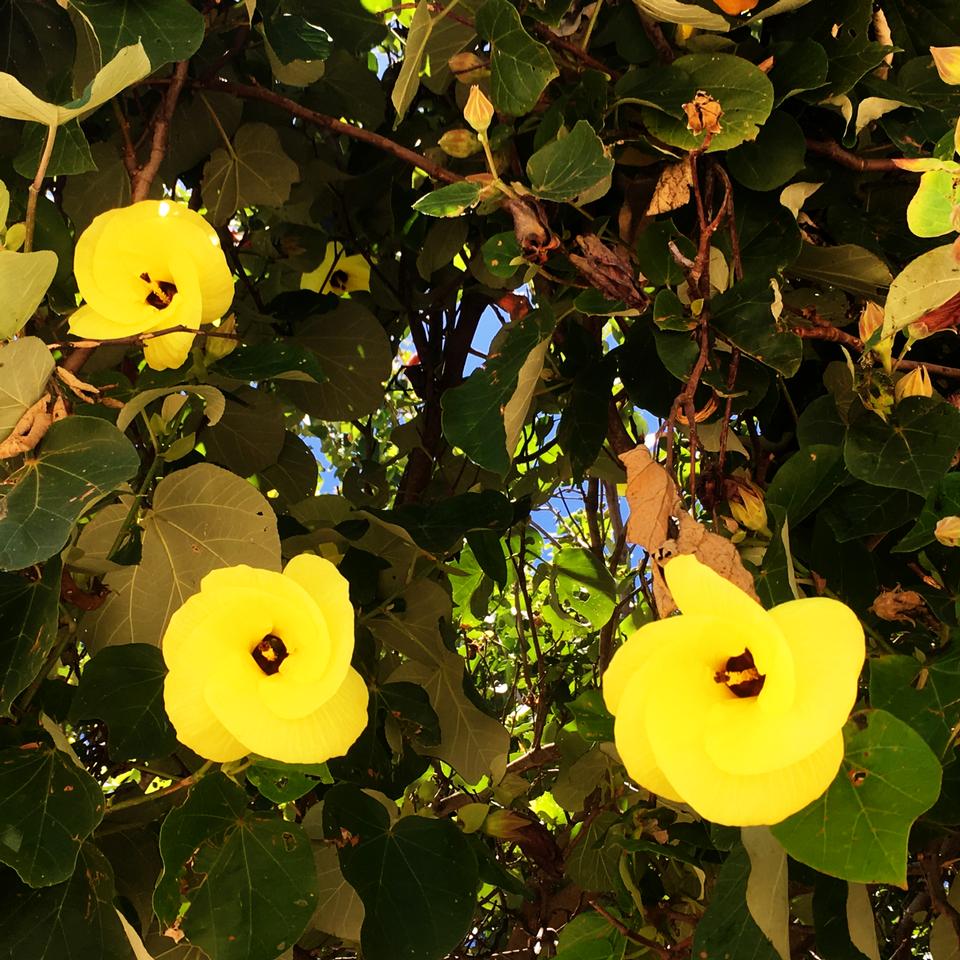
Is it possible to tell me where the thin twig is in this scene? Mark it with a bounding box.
[196,77,464,184]
[24,124,57,253]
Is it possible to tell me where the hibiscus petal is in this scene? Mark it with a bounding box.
[646,661,844,825]
[604,615,712,715]
[282,553,355,687]
[68,304,141,340]
[613,670,683,801]
[703,597,864,776]
[664,555,795,712]
[208,665,369,764]
[164,663,248,762]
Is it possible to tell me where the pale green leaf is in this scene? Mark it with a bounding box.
[202,122,300,226]
[0,42,150,125]
[390,651,509,785]
[742,827,790,960]
[279,302,393,421]
[392,0,432,126]
[80,463,281,650]
[526,121,614,203]
[884,243,960,335]
[0,337,54,442]
[0,250,58,340]
[412,181,483,218]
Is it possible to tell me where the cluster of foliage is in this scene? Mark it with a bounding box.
[4,0,960,957]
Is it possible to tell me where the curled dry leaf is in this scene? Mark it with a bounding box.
[683,91,723,137]
[504,196,559,265]
[56,365,100,403]
[0,393,66,459]
[568,234,649,310]
[870,586,929,625]
[620,445,759,615]
[653,511,761,615]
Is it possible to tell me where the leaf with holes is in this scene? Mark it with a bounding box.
[0,742,104,886]
[70,644,176,762]
[0,844,134,958]
[771,710,941,885]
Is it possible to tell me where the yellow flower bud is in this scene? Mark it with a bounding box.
[728,478,770,536]
[894,365,933,403]
[935,516,960,547]
[438,128,482,159]
[464,85,494,134]
[858,301,892,373]
[448,52,489,84]
[204,313,238,362]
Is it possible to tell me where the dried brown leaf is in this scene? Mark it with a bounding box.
[645,161,693,216]
[569,234,649,310]
[56,365,100,402]
[870,587,928,625]
[654,512,760,615]
[0,393,53,459]
[622,445,680,550]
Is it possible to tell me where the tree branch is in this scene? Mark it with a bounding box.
[199,77,464,185]
[132,60,190,202]
[805,138,903,173]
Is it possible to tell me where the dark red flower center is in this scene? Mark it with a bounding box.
[714,648,766,698]
[252,634,288,676]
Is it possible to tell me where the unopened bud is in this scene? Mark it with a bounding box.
[204,313,238,362]
[935,516,960,547]
[448,52,489,85]
[464,85,494,134]
[438,128,482,158]
[859,301,893,373]
[728,478,769,536]
[894,365,933,402]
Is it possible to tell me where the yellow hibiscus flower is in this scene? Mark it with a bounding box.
[603,555,864,826]
[300,241,371,295]
[69,200,234,371]
[161,554,368,765]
